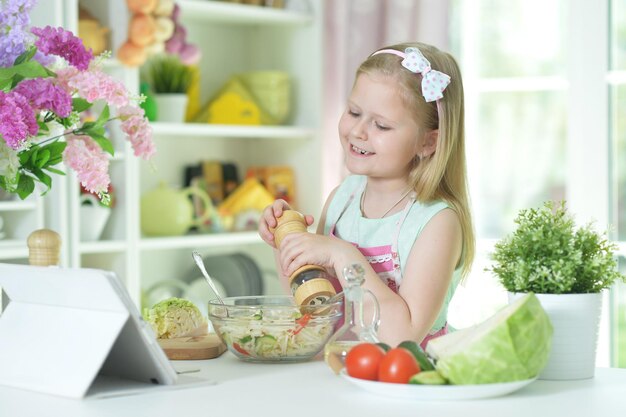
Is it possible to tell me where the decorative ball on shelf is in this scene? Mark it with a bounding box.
[77,7,109,56]
[126,0,159,14]
[128,13,157,47]
[118,0,197,67]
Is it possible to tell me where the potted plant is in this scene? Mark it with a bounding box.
[79,184,115,241]
[488,200,626,380]
[144,54,193,123]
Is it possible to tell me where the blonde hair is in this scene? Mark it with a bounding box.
[355,42,475,277]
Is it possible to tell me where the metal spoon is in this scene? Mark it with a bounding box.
[325,291,344,304]
[192,251,227,311]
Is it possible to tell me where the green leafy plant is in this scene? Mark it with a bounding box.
[488,201,626,294]
[145,55,193,94]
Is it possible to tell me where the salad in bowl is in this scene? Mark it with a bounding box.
[208,295,342,362]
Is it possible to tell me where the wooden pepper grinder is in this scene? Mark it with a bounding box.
[27,229,61,266]
[271,210,337,306]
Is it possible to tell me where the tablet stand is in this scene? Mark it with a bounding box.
[0,263,176,398]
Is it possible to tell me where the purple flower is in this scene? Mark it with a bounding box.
[31,25,93,70]
[13,77,72,117]
[0,0,37,22]
[0,0,36,67]
[0,90,38,149]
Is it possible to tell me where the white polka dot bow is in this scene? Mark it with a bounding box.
[401,47,451,102]
[373,47,451,102]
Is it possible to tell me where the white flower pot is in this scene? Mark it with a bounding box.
[80,194,111,241]
[154,93,189,123]
[508,292,603,380]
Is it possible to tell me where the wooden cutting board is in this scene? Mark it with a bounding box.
[158,334,226,360]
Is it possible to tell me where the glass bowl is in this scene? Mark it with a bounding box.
[208,295,342,363]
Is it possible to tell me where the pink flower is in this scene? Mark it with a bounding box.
[31,25,93,70]
[0,3,155,203]
[62,134,110,195]
[0,90,38,149]
[119,105,156,160]
[13,77,72,117]
[55,66,130,108]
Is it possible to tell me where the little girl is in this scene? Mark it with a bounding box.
[259,42,475,348]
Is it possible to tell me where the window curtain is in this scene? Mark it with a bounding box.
[321,0,451,198]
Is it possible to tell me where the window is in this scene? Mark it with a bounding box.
[448,0,623,367]
[610,0,626,367]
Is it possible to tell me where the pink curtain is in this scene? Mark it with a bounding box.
[321,0,450,199]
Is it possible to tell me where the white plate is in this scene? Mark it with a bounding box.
[340,369,536,401]
[184,278,228,318]
[184,253,262,297]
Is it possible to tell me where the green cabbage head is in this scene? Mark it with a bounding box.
[144,297,208,339]
[426,293,552,384]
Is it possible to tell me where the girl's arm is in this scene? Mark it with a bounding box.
[361,208,462,346]
[316,208,462,346]
[277,195,462,346]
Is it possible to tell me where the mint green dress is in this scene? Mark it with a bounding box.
[323,175,462,340]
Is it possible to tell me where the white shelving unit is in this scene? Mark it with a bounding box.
[151,122,317,140]
[9,0,324,308]
[0,196,44,260]
[178,0,314,25]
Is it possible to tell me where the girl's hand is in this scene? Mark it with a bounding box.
[278,232,358,278]
[259,199,291,248]
[258,199,315,248]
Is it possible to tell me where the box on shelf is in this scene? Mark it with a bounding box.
[246,166,296,206]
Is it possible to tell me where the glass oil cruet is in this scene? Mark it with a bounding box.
[324,263,380,374]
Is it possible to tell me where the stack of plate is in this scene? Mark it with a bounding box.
[145,253,265,318]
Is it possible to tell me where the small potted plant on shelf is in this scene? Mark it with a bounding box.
[487,200,626,381]
[79,184,115,241]
[144,54,193,123]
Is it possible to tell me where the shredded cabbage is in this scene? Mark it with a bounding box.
[214,307,335,359]
[144,297,208,339]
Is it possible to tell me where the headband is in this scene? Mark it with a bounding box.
[372,47,451,102]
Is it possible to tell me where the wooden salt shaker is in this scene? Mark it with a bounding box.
[27,229,61,266]
[271,210,336,306]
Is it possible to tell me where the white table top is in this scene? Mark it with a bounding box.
[1,352,626,417]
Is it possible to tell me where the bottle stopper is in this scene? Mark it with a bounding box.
[27,229,61,266]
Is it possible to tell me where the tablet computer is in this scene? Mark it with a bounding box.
[0,263,178,398]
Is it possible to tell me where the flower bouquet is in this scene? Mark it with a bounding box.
[0,0,155,205]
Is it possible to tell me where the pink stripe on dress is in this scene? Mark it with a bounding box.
[420,325,448,351]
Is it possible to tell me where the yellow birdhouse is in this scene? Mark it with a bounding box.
[209,92,261,125]
[197,78,262,125]
[218,178,275,216]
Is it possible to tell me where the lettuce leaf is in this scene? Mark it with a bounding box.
[426,293,553,384]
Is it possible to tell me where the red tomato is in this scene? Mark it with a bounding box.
[378,347,421,384]
[345,343,386,381]
[232,343,250,356]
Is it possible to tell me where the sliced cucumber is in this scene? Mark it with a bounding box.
[376,342,392,352]
[409,370,448,385]
[255,335,277,353]
[398,340,435,371]
[221,332,232,345]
